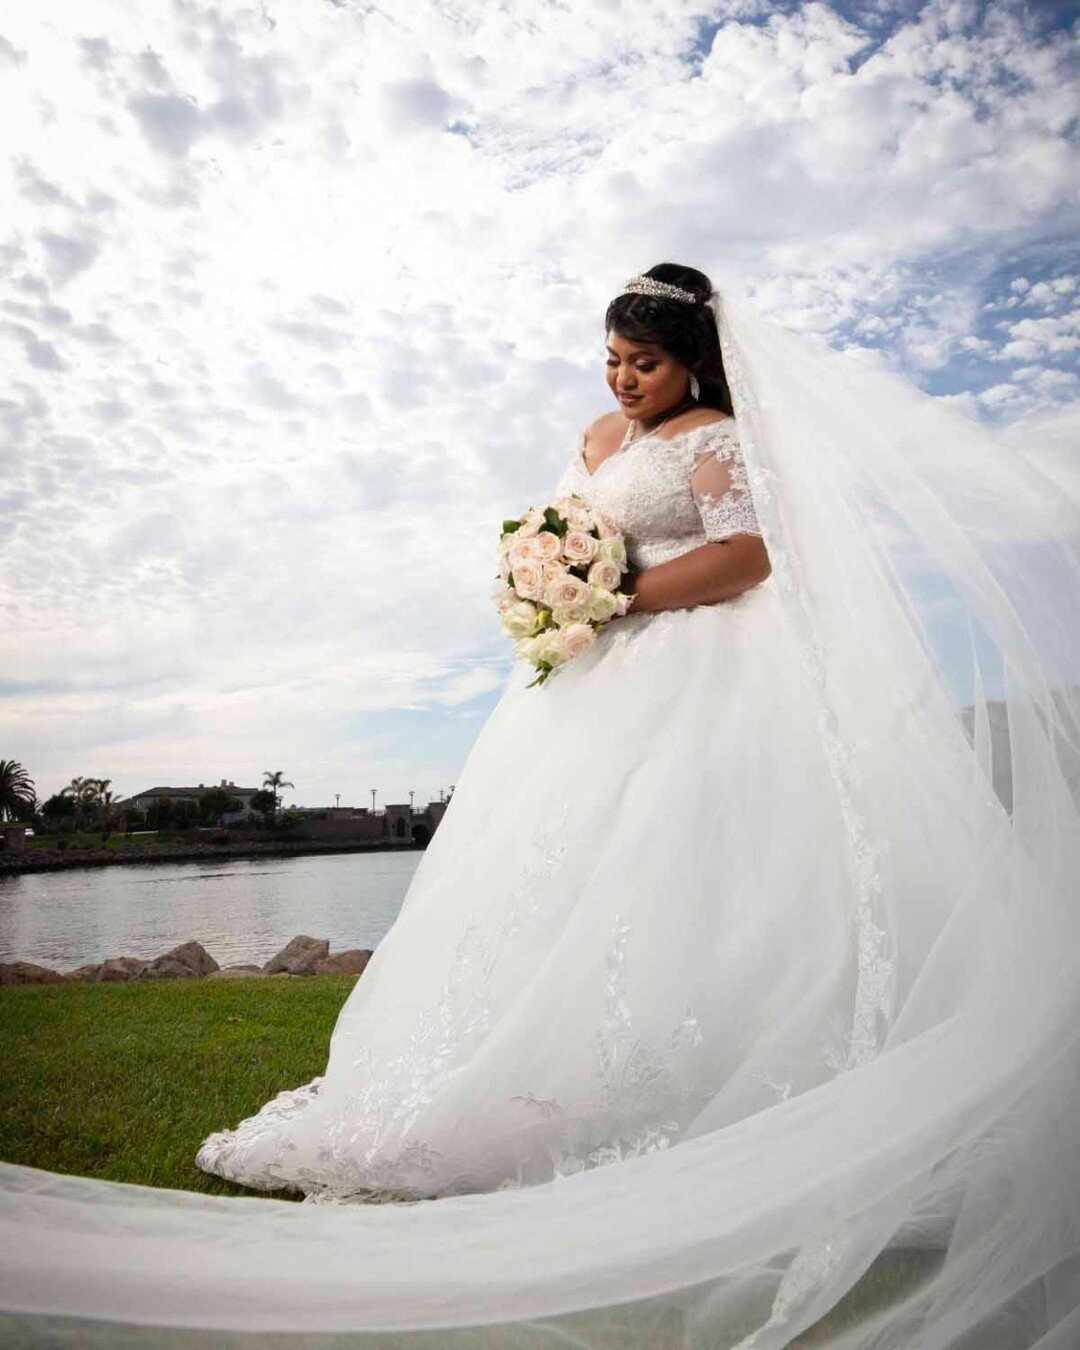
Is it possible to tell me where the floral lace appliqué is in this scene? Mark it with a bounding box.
[558,420,763,570]
[197,799,575,1205]
[198,802,705,1207]
[504,913,705,1187]
[691,441,764,543]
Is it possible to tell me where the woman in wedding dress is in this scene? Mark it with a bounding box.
[4,265,1080,1349]
[193,265,856,1204]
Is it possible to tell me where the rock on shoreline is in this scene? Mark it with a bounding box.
[0,936,373,986]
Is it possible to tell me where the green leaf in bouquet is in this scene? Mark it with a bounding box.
[502,519,522,534]
[525,662,554,689]
[542,507,567,535]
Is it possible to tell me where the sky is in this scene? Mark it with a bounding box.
[1,0,1078,811]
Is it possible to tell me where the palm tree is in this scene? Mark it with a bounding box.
[63,776,116,833]
[98,786,119,839]
[0,761,36,822]
[61,775,92,832]
[262,770,295,824]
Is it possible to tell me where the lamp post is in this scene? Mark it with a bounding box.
[409,790,415,813]
[370,789,376,815]
[335,793,340,809]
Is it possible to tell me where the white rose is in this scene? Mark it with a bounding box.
[514,633,547,662]
[516,508,545,538]
[501,600,542,639]
[561,622,597,659]
[586,586,618,622]
[596,535,628,569]
[615,591,634,616]
[552,603,590,625]
[536,629,569,666]
[551,495,592,530]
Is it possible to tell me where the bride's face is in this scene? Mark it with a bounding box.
[605,330,690,422]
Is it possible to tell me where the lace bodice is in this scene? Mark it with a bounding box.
[553,417,763,570]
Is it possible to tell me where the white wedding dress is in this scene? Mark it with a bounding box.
[196,416,847,1202]
[5,294,1080,1349]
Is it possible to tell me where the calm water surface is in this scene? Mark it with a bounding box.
[0,850,423,971]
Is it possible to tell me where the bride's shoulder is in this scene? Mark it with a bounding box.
[661,409,739,454]
[667,408,736,436]
[584,410,624,445]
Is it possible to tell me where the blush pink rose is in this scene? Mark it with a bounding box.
[587,559,622,591]
[512,560,547,602]
[543,574,590,610]
[492,583,519,613]
[561,623,597,659]
[531,531,562,562]
[562,531,599,565]
[509,536,543,569]
[543,559,569,583]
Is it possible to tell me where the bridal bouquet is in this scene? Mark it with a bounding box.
[493,494,633,687]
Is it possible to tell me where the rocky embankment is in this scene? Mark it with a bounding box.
[0,935,372,986]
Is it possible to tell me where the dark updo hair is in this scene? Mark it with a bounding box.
[605,262,732,415]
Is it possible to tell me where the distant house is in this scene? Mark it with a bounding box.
[290,800,450,846]
[115,779,261,823]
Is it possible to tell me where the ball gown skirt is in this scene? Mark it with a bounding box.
[196,575,865,1204]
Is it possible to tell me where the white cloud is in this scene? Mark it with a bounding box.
[1,0,1078,806]
[995,309,1080,362]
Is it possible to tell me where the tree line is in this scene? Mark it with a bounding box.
[0,762,297,837]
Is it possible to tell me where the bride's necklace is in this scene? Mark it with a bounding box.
[619,397,697,451]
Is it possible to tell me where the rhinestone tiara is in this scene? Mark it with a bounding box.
[621,274,700,305]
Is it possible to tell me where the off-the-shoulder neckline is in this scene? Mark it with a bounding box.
[577,416,737,478]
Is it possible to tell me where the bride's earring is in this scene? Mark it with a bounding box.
[688,372,700,401]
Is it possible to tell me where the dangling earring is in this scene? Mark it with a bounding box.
[688,372,700,401]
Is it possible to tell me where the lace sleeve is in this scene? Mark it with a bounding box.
[690,425,763,542]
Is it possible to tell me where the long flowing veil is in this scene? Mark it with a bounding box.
[3,291,1080,1349]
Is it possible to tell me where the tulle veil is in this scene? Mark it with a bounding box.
[2,290,1080,1348]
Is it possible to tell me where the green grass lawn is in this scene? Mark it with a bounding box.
[0,976,941,1345]
[0,974,357,1197]
[27,830,208,854]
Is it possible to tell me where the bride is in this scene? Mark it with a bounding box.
[4,265,1080,1349]
[192,264,812,1204]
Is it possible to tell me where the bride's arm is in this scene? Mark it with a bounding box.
[624,536,771,613]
